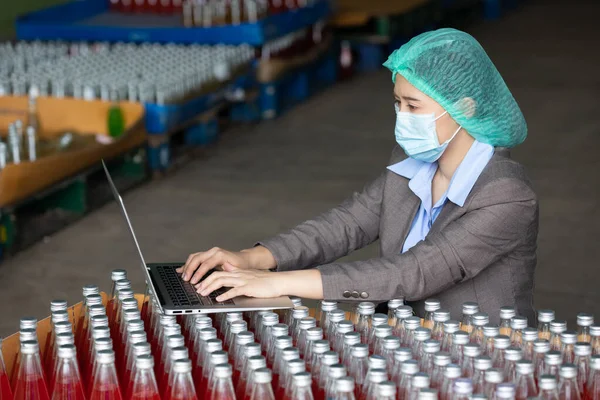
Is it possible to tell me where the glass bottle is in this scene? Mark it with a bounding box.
[472,356,493,393]
[549,321,567,352]
[586,356,600,400]
[363,356,387,394]
[573,342,591,395]
[533,340,551,380]
[451,378,472,400]
[269,338,291,389]
[44,321,72,383]
[557,364,581,400]
[503,347,523,384]
[424,299,442,330]
[52,344,85,400]
[309,340,330,386]
[499,307,517,337]
[0,338,12,399]
[418,388,439,400]
[325,364,348,400]
[483,368,504,400]
[590,326,600,356]
[208,363,236,400]
[283,360,306,400]
[304,329,325,371]
[167,359,198,400]
[290,371,314,400]
[318,352,339,398]
[129,354,159,400]
[391,348,414,383]
[576,313,594,344]
[226,320,247,354]
[432,310,451,341]
[343,333,362,368]
[231,331,254,379]
[394,306,414,341]
[89,350,122,400]
[355,303,376,345]
[461,302,480,334]
[381,336,400,374]
[441,321,460,353]
[291,307,310,344]
[107,269,127,323]
[388,298,405,327]
[13,341,50,400]
[408,373,430,400]
[297,318,318,358]
[259,313,278,354]
[421,340,441,375]
[194,327,218,376]
[461,344,481,378]
[491,335,511,369]
[450,331,469,366]
[560,331,578,364]
[273,348,298,398]
[440,364,462,400]
[373,326,393,357]
[538,374,560,400]
[360,368,387,400]
[412,328,433,360]
[537,310,555,341]
[318,301,338,333]
[234,344,262,398]
[284,298,304,328]
[375,380,396,400]
[241,356,267,400]
[247,368,274,400]
[495,383,516,400]
[125,343,152,399]
[325,310,345,348]
[334,321,354,355]
[397,360,420,400]
[470,313,490,346]
[514,360,537,400]
[349,344,369,394]
[201,351,229,398]
[368,314,389,354]
[404,318,424,350]
[75,285,100,334]
[160,346,188,395]
[430,352,451,390]
[334,376,356,400]
[520,328,538,361]
[510,317,528,349]
[482,325,500,357]
[542,351,563,381]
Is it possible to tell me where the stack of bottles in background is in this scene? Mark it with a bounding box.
[0,41,255,105]
[2,270,600,400]
[258,21,328,63]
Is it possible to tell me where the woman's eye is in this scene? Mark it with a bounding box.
[408,104,417,111]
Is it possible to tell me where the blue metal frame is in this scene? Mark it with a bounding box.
[16,0,331,45]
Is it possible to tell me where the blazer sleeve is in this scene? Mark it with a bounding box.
[258,171,386,271]
[315,177,539,301]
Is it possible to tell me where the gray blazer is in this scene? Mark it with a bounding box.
[260,146,538,324]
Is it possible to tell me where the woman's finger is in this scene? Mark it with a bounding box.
[216,287,242,302]
[177,252,199,273]
[181,247,219,280]
[198,276,245,296]
[190,252,227,285]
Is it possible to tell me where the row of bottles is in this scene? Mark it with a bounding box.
[258,21,327,62]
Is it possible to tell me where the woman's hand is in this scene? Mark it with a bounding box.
[197,265,283,302]
[177,246,276,285]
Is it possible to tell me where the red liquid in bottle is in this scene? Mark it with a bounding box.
[13,342,49,400]
[0,338,13,399]
[89,383,122,400]
[13,376,48,400]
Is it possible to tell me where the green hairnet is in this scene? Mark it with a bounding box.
[383,28,527,148]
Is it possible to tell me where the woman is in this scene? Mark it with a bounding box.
[178,28,538,323]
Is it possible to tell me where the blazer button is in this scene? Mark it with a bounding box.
[351,291,360,299]
[343,290,351,298]
[360,291,369,299]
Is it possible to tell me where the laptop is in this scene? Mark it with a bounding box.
[102,160,294,315]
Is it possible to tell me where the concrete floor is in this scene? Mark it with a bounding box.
[1,0,599,337]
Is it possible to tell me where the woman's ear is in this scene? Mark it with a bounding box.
[455,97,477,118]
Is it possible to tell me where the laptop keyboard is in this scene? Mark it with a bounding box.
[156,265,234,307]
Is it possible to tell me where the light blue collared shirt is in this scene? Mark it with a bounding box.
[387,140,495,253]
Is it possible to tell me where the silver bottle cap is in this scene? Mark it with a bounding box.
[322,351,339,365]
[368,355,386,370]
[20,317,38,330]
[293,371,312,387]
[499,306,516,320]
[453,378,473,395]
[205,339,223,354]
[423,339,441,354]
[328,364,347,379]
[510,316,528,330]
[19,329,37,342]
[383,336,401,350]
[126,319,145,333]
[281,347,299,361]
[401,360,420,375]
[56,332,75,347]
[167,334,185,349]
[253,368,272,384]
[388,298,404,309]
[287,359,305,375]
[516,360,534,375]
[395,306,413,320]
[544,351,562,365]
[90,314,109,327]
[463,343,481,358]
[50,300,68,313]
[94,338,113,352]
[115,279,131,291]
[320,301,338,312]
[86,294,103,306]
[292,306,309,319]
[414,327,432,342]
[493,335,511,349]
[549,320,567,334]
[522,328,538,342]
[128,330,147,344]
[495,383,516,399]
[173,359,193,374]
[193,316,212,330]
[412,372,430,388]
[135,354,154,369]
[453,331,469,345]
[20,340,39,355]
[504,347,523,361]
[474,355,492,370]
[424,299,441,312]
[433,309,451,322]
[133,342,151,356]
[472,312,490,326]
[290,297,303,307]
[96,349,115,364]
[533,339,550,353]
[577,313,594,327]
[329,309,346,323]
[485,368,504,384]
[335,376,355,392]
[574,342,592,356]
[92,326,111,340]
[54,321,72,335]
[433,352,451,366]
[462,302,480,315]
[378,381,397,397]
[111,269,127,282]
[262,312,279,326]
[357,302,375,315]
[351,343,369,357]
[162,325,181,338]
[538,374,557,390]
[560,331,578,345]
[404,317,422,330]
[443,320,460,334]
[226,312,243,323]
[313,340,330,354]
[336,320,354,334]
[210,351,229,366]
[344,332,361,346]
[236,331,254,346]
[275,336,293,350]
[229,320,248,335]
[372,313,389,327]
[375,325,393,338]
[395,347,413,363]
[57,344,76,359]
[199,327,217,341]
[299,317,317,330]
[483,325,500,337]
[306,327,324,340]
[590,355,600,370]
[418,388,438,400]
[537,309,555,323]
[82,285,100,296]
[271,324,289,336]
[559,363,577,379]
[590,325,600,337]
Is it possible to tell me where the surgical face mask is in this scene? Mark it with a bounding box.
[394,103,461,163]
